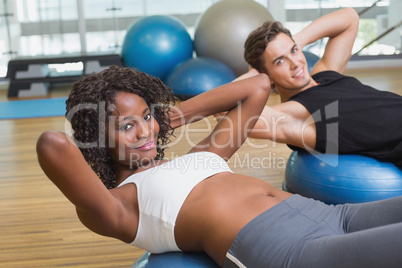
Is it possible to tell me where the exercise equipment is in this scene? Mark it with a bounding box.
[193,0,273,76]
[6,54,122,98]
[283,151,402,205]
[121,15,193,80]
[165,57,236,100]
[132,251,218,268]
[303,51,320,73]
[0,97,67,119]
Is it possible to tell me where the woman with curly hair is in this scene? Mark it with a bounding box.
[64,65,175,188]
[37,65,402,267]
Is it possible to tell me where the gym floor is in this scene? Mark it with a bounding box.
[1,67,401,267]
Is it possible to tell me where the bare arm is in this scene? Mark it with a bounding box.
[169,73,271,160]
[225,70,315,148]
[248,101,316,149]
[293,7,359,74]
[212,68,262,121]
[36,131,132,241]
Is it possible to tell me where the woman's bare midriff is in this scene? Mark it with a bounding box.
[175,172,293,266]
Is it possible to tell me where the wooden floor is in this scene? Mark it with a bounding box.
[1,67,401,267]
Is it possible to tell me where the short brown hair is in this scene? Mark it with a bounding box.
[244,21,293,73]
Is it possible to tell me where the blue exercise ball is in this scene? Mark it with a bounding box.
[132,252,218,268]
[121,15,193,80]
[303,51,320,73]
[284,151,402,205]
[165,57,236,99]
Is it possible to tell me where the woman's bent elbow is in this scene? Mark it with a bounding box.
[253,73,271,95]
[36,131,71,158]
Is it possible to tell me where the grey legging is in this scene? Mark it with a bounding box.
[224,194,402,268]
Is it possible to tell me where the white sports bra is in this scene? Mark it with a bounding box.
[117,151,233,253]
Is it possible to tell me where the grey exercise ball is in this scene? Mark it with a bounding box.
[194,0,274,76]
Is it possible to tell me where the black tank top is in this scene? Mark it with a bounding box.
[288,71,402,167]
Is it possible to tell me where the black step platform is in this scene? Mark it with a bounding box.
[7,53,123,98]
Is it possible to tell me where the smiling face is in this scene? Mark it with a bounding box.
[106,92,160,170]
[263,33,315,99]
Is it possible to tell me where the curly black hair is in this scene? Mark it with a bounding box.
[65,65,176,188]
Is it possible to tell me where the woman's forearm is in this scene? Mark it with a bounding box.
[169,73,270,129]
